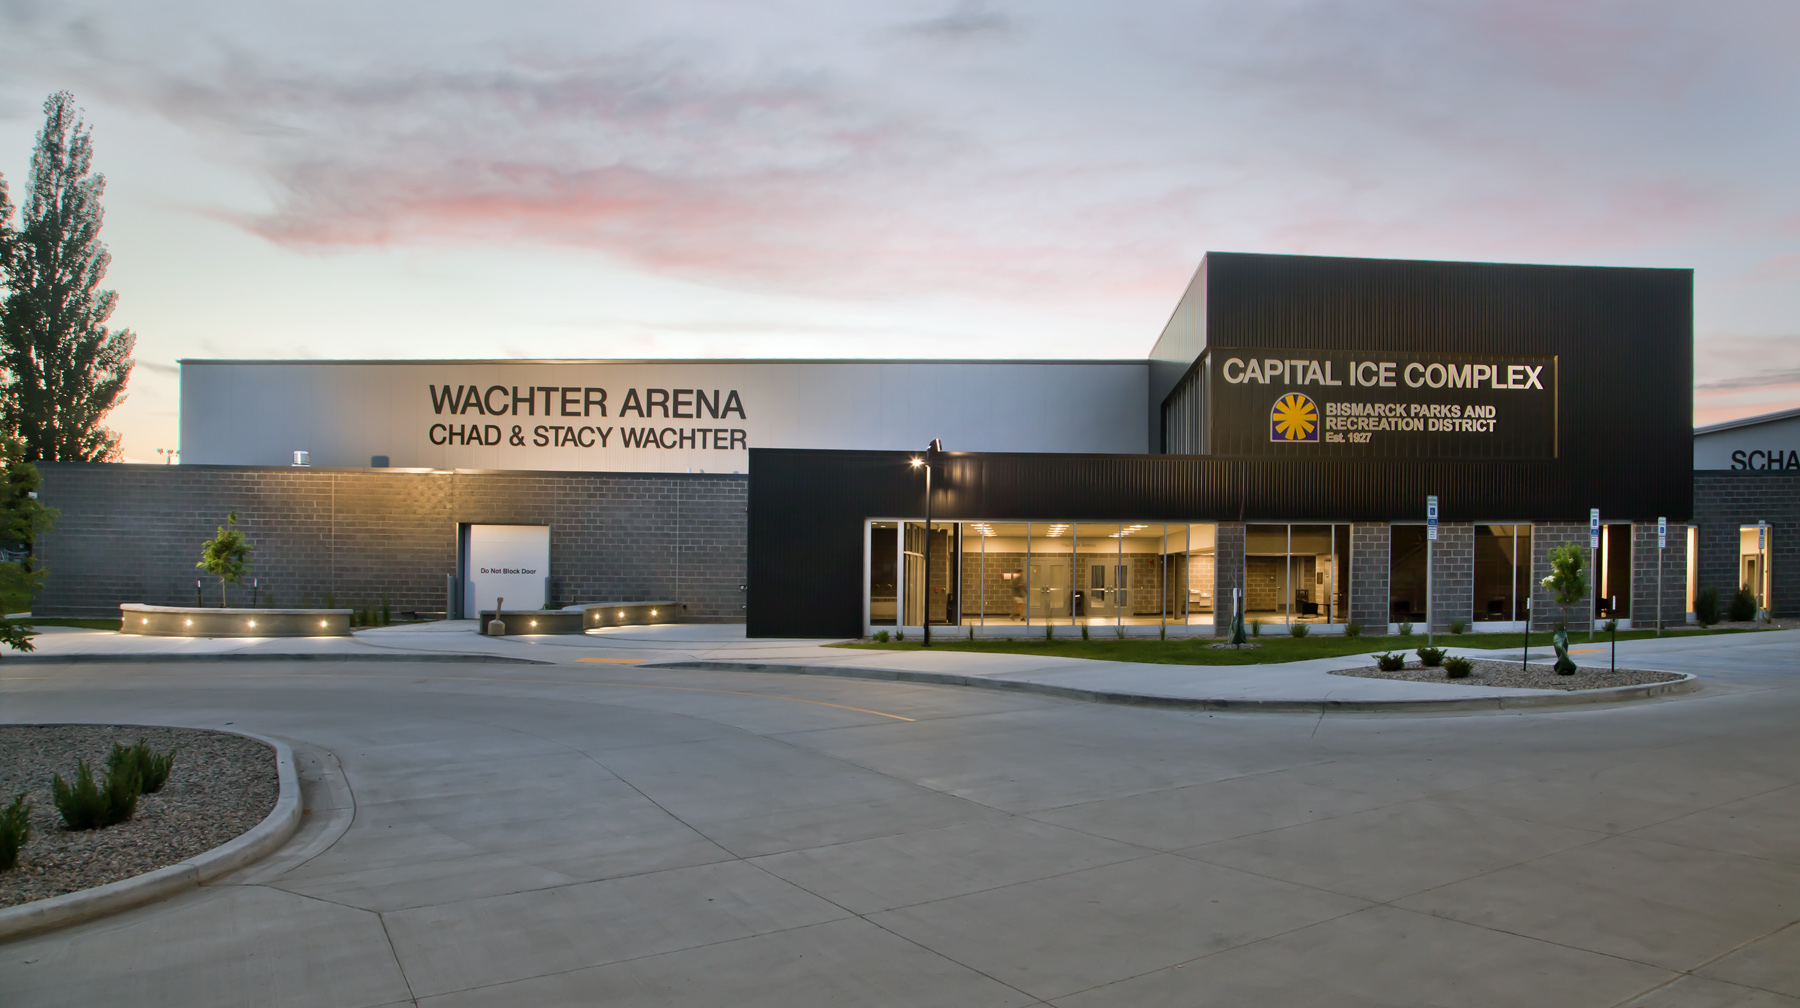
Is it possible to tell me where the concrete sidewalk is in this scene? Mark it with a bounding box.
[12,621,1784,709]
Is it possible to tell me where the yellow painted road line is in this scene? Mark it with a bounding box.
[0,671,917,722]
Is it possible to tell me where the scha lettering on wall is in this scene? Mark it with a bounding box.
[1732,449,1800,470]
[1221,357,1546,390]
[429,424,748,449]
[428,385,746,419]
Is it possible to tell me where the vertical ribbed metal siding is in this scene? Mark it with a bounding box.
[1161,255,1692,496]
[748,447,1693,638]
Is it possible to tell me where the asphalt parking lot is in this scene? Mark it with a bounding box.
[3,630,1798,1006]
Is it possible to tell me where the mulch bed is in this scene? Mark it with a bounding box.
[0,725,277,909]
[1330,657,1685,692]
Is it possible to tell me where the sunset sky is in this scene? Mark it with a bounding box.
[0,0,1795,462]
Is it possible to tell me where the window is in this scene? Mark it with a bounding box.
[1473,525,1532,622]
[1247,524,1351,625]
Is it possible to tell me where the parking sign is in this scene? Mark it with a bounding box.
[1590,508,1600,548]
[1658,516,1666,549]
[1427,495,1438,542]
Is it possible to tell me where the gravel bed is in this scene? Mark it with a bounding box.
[0,725,277,908]
[1330,658,1685,691]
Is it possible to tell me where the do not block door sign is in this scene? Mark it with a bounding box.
[465,525,550,615]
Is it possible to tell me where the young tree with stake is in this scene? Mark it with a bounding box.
[197,511,252,608]
[1541,543,1589,675]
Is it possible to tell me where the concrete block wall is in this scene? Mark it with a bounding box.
[1349,522,1391,633]
[1429,523,1475,632]
[1213,522,1246,621]
[1694,471,1798,617]
[34,463,748,620]
[1629,522,1689,627]
[1529,522,1592,631]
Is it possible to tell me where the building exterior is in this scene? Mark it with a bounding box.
[31,251,1782,631]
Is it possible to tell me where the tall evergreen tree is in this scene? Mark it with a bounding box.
[0,91,135,461]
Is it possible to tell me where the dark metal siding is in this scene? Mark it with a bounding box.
[753,255,1694,638]
[749,447,1693,638]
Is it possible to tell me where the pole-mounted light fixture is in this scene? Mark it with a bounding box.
[920,439,942,647]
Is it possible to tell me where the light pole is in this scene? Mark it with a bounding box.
[912,439,943,647]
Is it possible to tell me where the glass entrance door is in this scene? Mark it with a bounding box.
[1028,559,1070,619]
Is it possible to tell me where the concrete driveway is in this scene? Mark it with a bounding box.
[2,632,1798,1006]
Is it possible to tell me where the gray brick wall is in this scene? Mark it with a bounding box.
[1694,471,1798,618]
[1214,522,1245,622]
[33,463,748,620]
[1629,522,1689,627]
[1349,522,1390,633]
[1429,523,1475,632]
[1529,522,1592,631]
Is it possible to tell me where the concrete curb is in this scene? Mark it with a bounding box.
[0,727,303,943]
[1,652,553,666]
[645,660,1700,713]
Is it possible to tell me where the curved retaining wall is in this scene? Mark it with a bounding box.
[120,604,353,637]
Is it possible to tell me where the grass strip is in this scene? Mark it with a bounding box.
[830,626,1768,666]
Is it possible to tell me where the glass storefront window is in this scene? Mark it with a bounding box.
[1597,524,1631,619]
[1686,526,1698,617]
[1389,524,1428,625]
[1247,524,1350,626]
[1741,525,1772,612]
[869,519,1219,633]
[1473,525,1532,622]
[868,522,897,626]
[900,521,957,627]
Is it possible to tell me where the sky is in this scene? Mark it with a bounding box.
[0,0,1796,462]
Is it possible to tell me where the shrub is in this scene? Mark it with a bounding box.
[109,738,177,794]
[381,593,392,625]
[1730,586,1758,622]
[1443,656,1473,679]
[1416,646,1447,667]
[1693,587,1719,626]
[1081,624,1090,641]
[1250,619,1262,637]
[873,630,889,643]
[894,629,904,641]
[0,793,30,871]
[52,758,139,831]
[1289,622,1309,638]
[968,625,975,641]
[1374,652,1405,671]
[1345,622,1362,638]
[1603,619,1618,633]
[1045,623,1054,641]
[1398,622,1413,636]
[1449,619,1467,634]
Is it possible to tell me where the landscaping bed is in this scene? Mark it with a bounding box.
[1330,658,1685,691]
[0,725,277,908]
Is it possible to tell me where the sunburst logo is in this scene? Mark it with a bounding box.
[1270,393,1319,442]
